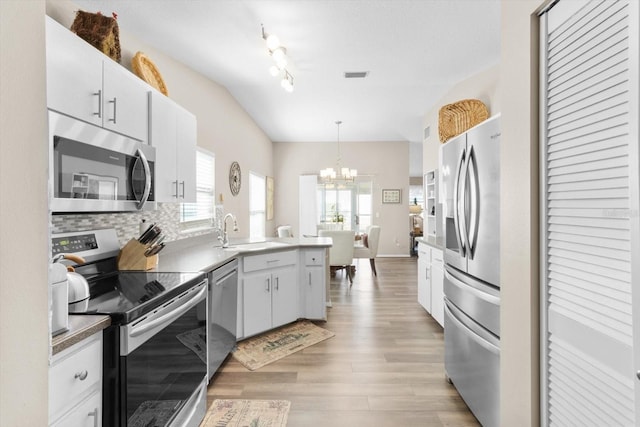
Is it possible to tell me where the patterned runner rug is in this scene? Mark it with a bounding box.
[232,320,335,370]
[201,399,290,427]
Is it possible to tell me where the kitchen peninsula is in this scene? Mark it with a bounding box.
[155,234,332,340]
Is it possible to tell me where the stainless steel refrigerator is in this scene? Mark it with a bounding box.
[440,114,500,427]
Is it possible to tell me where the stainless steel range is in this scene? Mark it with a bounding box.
[52,229,208,427]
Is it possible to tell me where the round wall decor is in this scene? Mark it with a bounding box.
[229,161,241,196]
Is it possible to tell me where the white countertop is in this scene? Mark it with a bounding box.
[416,235,444,250]
[154,234,332,273]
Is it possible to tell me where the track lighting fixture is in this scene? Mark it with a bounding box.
[261,24,294,93]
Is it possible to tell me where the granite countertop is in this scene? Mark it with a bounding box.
[417,235,444,249]
[154,234,332,273]
[52,314,111,356]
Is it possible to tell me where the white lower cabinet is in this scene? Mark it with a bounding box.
[430,248,444,327]
[49,331,102,427]
[301,249,327,320]
[417,242,431,311]
[51,391,101,427]
[416,242,444,327]
[241,250,298,338]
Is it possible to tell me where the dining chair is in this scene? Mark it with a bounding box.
[318,229,355,286]
[354,225,381,276]
[276,225,293,237]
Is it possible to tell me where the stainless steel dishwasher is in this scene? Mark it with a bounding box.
[207,259,238,381]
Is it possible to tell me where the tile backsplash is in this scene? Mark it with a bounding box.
[51,202,214,246]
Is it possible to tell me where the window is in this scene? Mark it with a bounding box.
[409,184,424,206]
[317,178,372,233]
[249,172,265,239]
[180,149,215,228]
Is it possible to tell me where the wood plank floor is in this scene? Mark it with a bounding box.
[205,257,480,426]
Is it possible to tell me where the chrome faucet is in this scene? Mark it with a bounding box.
[218,213,238,248]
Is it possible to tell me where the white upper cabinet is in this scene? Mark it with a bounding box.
[45,16,148,142]
[149,91,197,202]
[176,104,197,202]
[101,59,149,141]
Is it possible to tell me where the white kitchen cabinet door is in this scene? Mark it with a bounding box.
[303,249,327,320]
[49,331,102,426]
[243,272,273,338]
[150,92,178,201]
[102,59,149,142]
[430,248,444,327]
[271,266,299,328]
[417,243,431,312]
[540,0,640,425]
[150,92,197,203]
[304,266,326,320]
[46,17,103,128]
[175,105,197,202]
[51,391,101,427]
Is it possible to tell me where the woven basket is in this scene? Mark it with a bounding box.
[438,99,489,143]
[70,10,121,63]
[132,52,169,96]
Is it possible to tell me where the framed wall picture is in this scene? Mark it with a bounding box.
[382,189,401,204]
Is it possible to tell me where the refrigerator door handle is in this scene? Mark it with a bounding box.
[467,145,479,259]
[453,147,467,257]
[444,265,500,305]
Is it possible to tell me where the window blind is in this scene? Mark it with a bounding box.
[181,149,214,223]
[541,0,636,425]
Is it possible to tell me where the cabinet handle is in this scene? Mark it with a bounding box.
[88,408,99,427]
[74,370,88,381]
[93,90,102,118]
[275,276,279,291]
[309,272,312,286]
[180,181,185,198]
[108,97,117,123]
[173,180,179,198]
[266,278,270,292]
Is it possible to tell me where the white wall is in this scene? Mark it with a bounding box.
[422,64,500,173]
[46,0,275,238]
[500,1,546,425]
[273,140,410,255]
[0,1,50,425]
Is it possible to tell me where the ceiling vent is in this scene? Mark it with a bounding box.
[344,71,369,79]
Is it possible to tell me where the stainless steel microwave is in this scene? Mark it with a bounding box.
[48,110,156,213]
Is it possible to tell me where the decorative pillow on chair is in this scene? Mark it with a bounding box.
[362,233,369,248]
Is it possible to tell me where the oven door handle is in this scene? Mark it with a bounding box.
[130,284,206,338]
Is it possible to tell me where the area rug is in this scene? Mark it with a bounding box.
[201,399,290,427]
[232,320,335,370]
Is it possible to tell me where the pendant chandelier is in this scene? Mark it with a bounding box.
[320,120,357,182]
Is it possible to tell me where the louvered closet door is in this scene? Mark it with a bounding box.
[540,0,640,426]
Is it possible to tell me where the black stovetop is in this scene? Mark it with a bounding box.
[79,269,205,324]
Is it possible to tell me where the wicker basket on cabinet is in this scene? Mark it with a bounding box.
[438,99,489,143]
